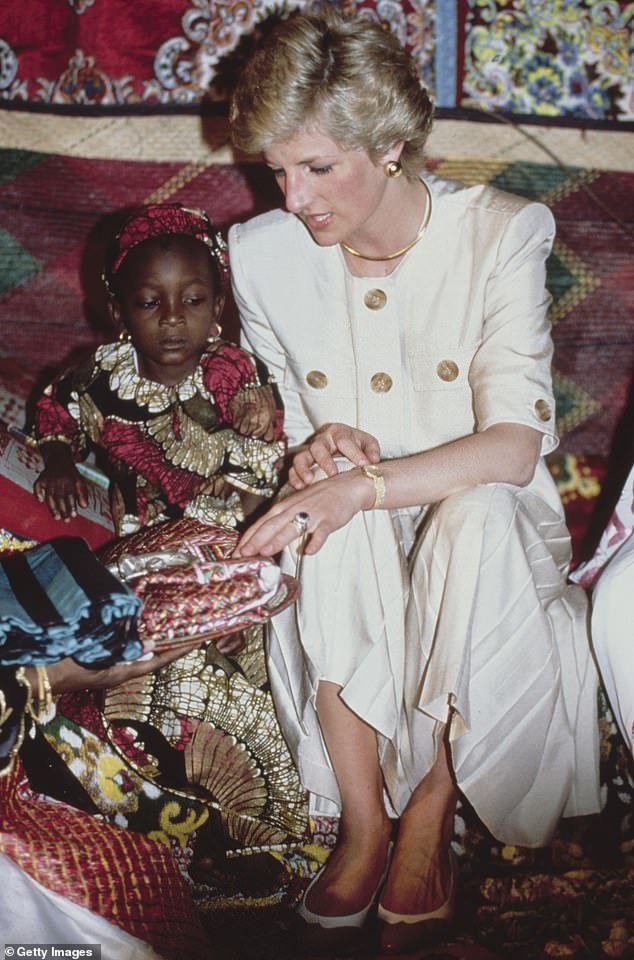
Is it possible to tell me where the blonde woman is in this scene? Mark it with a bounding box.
[229,8,601,953]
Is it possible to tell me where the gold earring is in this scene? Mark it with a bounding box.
[384,160,402,178]
[118,329,131,342]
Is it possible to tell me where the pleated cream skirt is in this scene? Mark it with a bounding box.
[267,468,602,847]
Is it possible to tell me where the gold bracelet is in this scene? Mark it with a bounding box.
[360,464,386,509]
[15,666,32,712]
[1,668,32,774]
[27,665,53,723]
[37,433,73,449]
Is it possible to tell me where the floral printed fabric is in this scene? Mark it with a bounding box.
[1,0,631,121]
[34,340,286,535]
[461,0,634,121]
[19,640,310,909]
[0,0,436,106]
[0,668,29,776]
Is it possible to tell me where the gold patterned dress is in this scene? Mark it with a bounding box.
[25,340,311,910]
[34,338,286,535]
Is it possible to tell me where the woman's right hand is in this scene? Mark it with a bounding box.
[289,422,381,489]
[235,466,373,558]
[33,444,90,521]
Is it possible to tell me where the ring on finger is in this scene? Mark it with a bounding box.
[289,511,310,536]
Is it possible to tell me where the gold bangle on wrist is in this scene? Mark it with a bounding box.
[37,434,73,448]
[15,666,32,710]
[360,464,386,509]
[27,665,53,723]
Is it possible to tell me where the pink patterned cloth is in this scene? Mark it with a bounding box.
[571,464,634,754]
[570,463,634,591]
[34,339,285,536]
[106,203,230,288]
[100,517,299,652]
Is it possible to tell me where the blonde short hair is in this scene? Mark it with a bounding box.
[230,6,434,180]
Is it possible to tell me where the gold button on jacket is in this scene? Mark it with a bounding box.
[306,370,328,389]
[436,360,459,382]
[534,398,552,422]
[364,289,387,310]
[371,372,393,393]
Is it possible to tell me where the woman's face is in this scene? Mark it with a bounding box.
[265,127,394,249]
[111,236,224,386]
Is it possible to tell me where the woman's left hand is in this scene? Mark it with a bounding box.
[289,423,380,489]
[234,469,372,558]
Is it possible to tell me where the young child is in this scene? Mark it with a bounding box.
[33,203,285,536]
[26,205,307,902]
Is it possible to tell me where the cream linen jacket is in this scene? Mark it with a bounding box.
[229,175,559,495]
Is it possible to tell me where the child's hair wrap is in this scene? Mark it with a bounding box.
[104,203,230,291]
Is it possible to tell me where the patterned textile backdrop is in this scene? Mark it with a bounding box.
[456,0,634,121]
[0,0,435,107]
[0,146,632,466]
[1,0,632,121]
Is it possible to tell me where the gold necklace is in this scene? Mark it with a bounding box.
[341,179,432,262]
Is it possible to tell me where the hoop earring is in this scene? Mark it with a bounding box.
[207,323,223,343]
[384,160,402,178]
[118,329,131,342]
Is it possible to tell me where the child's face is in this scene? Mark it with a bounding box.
[111,236,224,385]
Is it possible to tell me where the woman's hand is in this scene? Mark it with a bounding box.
[234,468,373,558]
[289,423,381,489]
[34,442,90,521]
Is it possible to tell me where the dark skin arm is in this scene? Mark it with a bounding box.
[22,645,191,696]
[22,621,247,692]
[34,445,266,529]
[33,440,90,521]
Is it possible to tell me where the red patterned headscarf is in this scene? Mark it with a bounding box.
[104,203,230,290]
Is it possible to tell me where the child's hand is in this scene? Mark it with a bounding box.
[231,385,278,441]
[34,444,91,521]
[209,475,233,500]
[214,632,246,655]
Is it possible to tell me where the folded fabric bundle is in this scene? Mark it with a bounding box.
[0,537,143,667]
[100,517,238,565]
[131,555,297,650]
[99,518,299,651]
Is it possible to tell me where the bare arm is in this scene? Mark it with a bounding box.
[235,422,542,558]
[34,441,90,521]
[375,422,541,510]
[23,645,193,696]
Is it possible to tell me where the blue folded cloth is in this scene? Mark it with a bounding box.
[0,537,142,667]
